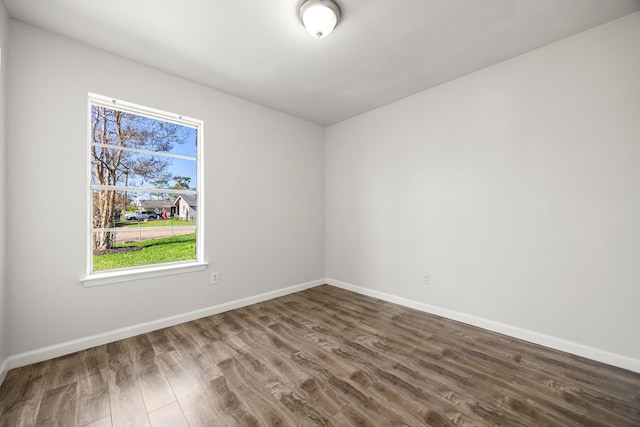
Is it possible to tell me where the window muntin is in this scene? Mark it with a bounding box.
[87,94,203,277]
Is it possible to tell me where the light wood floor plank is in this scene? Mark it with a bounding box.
[107,364,149,427]
[134,356,176,414]
[82,415,112,427]
[147,402,188,427]
[74,370,110,427]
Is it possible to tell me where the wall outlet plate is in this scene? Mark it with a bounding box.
[211,272,220,284]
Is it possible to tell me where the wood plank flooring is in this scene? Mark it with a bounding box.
[1,285,639,426]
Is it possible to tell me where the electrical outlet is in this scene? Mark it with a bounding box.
[211,272,220,285]
[423,274,430,286]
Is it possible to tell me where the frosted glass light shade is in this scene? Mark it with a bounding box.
[300,0,341,38]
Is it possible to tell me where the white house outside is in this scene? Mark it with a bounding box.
[174,194,197,221]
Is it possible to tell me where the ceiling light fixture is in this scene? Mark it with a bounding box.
[299,0,341,38]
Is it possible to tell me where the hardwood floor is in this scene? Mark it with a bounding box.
[1,285,639,426]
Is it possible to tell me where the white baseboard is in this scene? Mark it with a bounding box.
[0,357,8,385]
[4,277,638,384]
[4,278,325,373]
[326,278,640,374]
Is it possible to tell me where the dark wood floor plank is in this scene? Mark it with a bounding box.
[226,310,273,333]
[126,335,155,363]
[208,338,325,426]
[0,361,49,410]
[234,329,347,417]
[147,329,176,356]
[217,312,246,335]
[173,318,220,349]
[366,379,470,427]
[208,333,340,426]
[266,381,337,426]
[44,354,79,392]
[0,398,43,427]
[388,358,514,425]
[2,284,640,426]
[201,375,262,426]
[181,347,223,385]
[507,372,633,427]
[513,339,640,401]
[105,340,132,369]
[160,325,201,359]
[289,350,416,426]
[34,382,76,426]
[192,316,227,342]
[333,403,385,427]
[75,346,108,381]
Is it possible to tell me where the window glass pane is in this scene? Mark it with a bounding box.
[91,106,197,157]
[91,189,129,227]
[90,148,196,190]
[92,229,196,271]
[90,109,197,191]
[91,189,197,271]
[166,157,198,189]
[89,95,201,275]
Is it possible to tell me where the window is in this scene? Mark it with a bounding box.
[84,94,205,285]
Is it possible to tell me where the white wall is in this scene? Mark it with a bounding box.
[5,21,325,356]
[0,2,9,377]
[326,12,640,364]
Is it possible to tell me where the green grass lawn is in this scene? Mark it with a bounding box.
[93,233,196,271]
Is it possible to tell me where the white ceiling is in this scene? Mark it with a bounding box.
[4,0,640,125]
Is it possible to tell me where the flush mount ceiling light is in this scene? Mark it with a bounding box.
[299,0,341,38]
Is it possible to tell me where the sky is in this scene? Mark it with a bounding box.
[166,126,198,189]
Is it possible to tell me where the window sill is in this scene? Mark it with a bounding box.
[81,261,209,287]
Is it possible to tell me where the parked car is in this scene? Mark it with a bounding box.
[124,210,157,221]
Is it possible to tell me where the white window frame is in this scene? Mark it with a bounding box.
[82,93,206,287]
